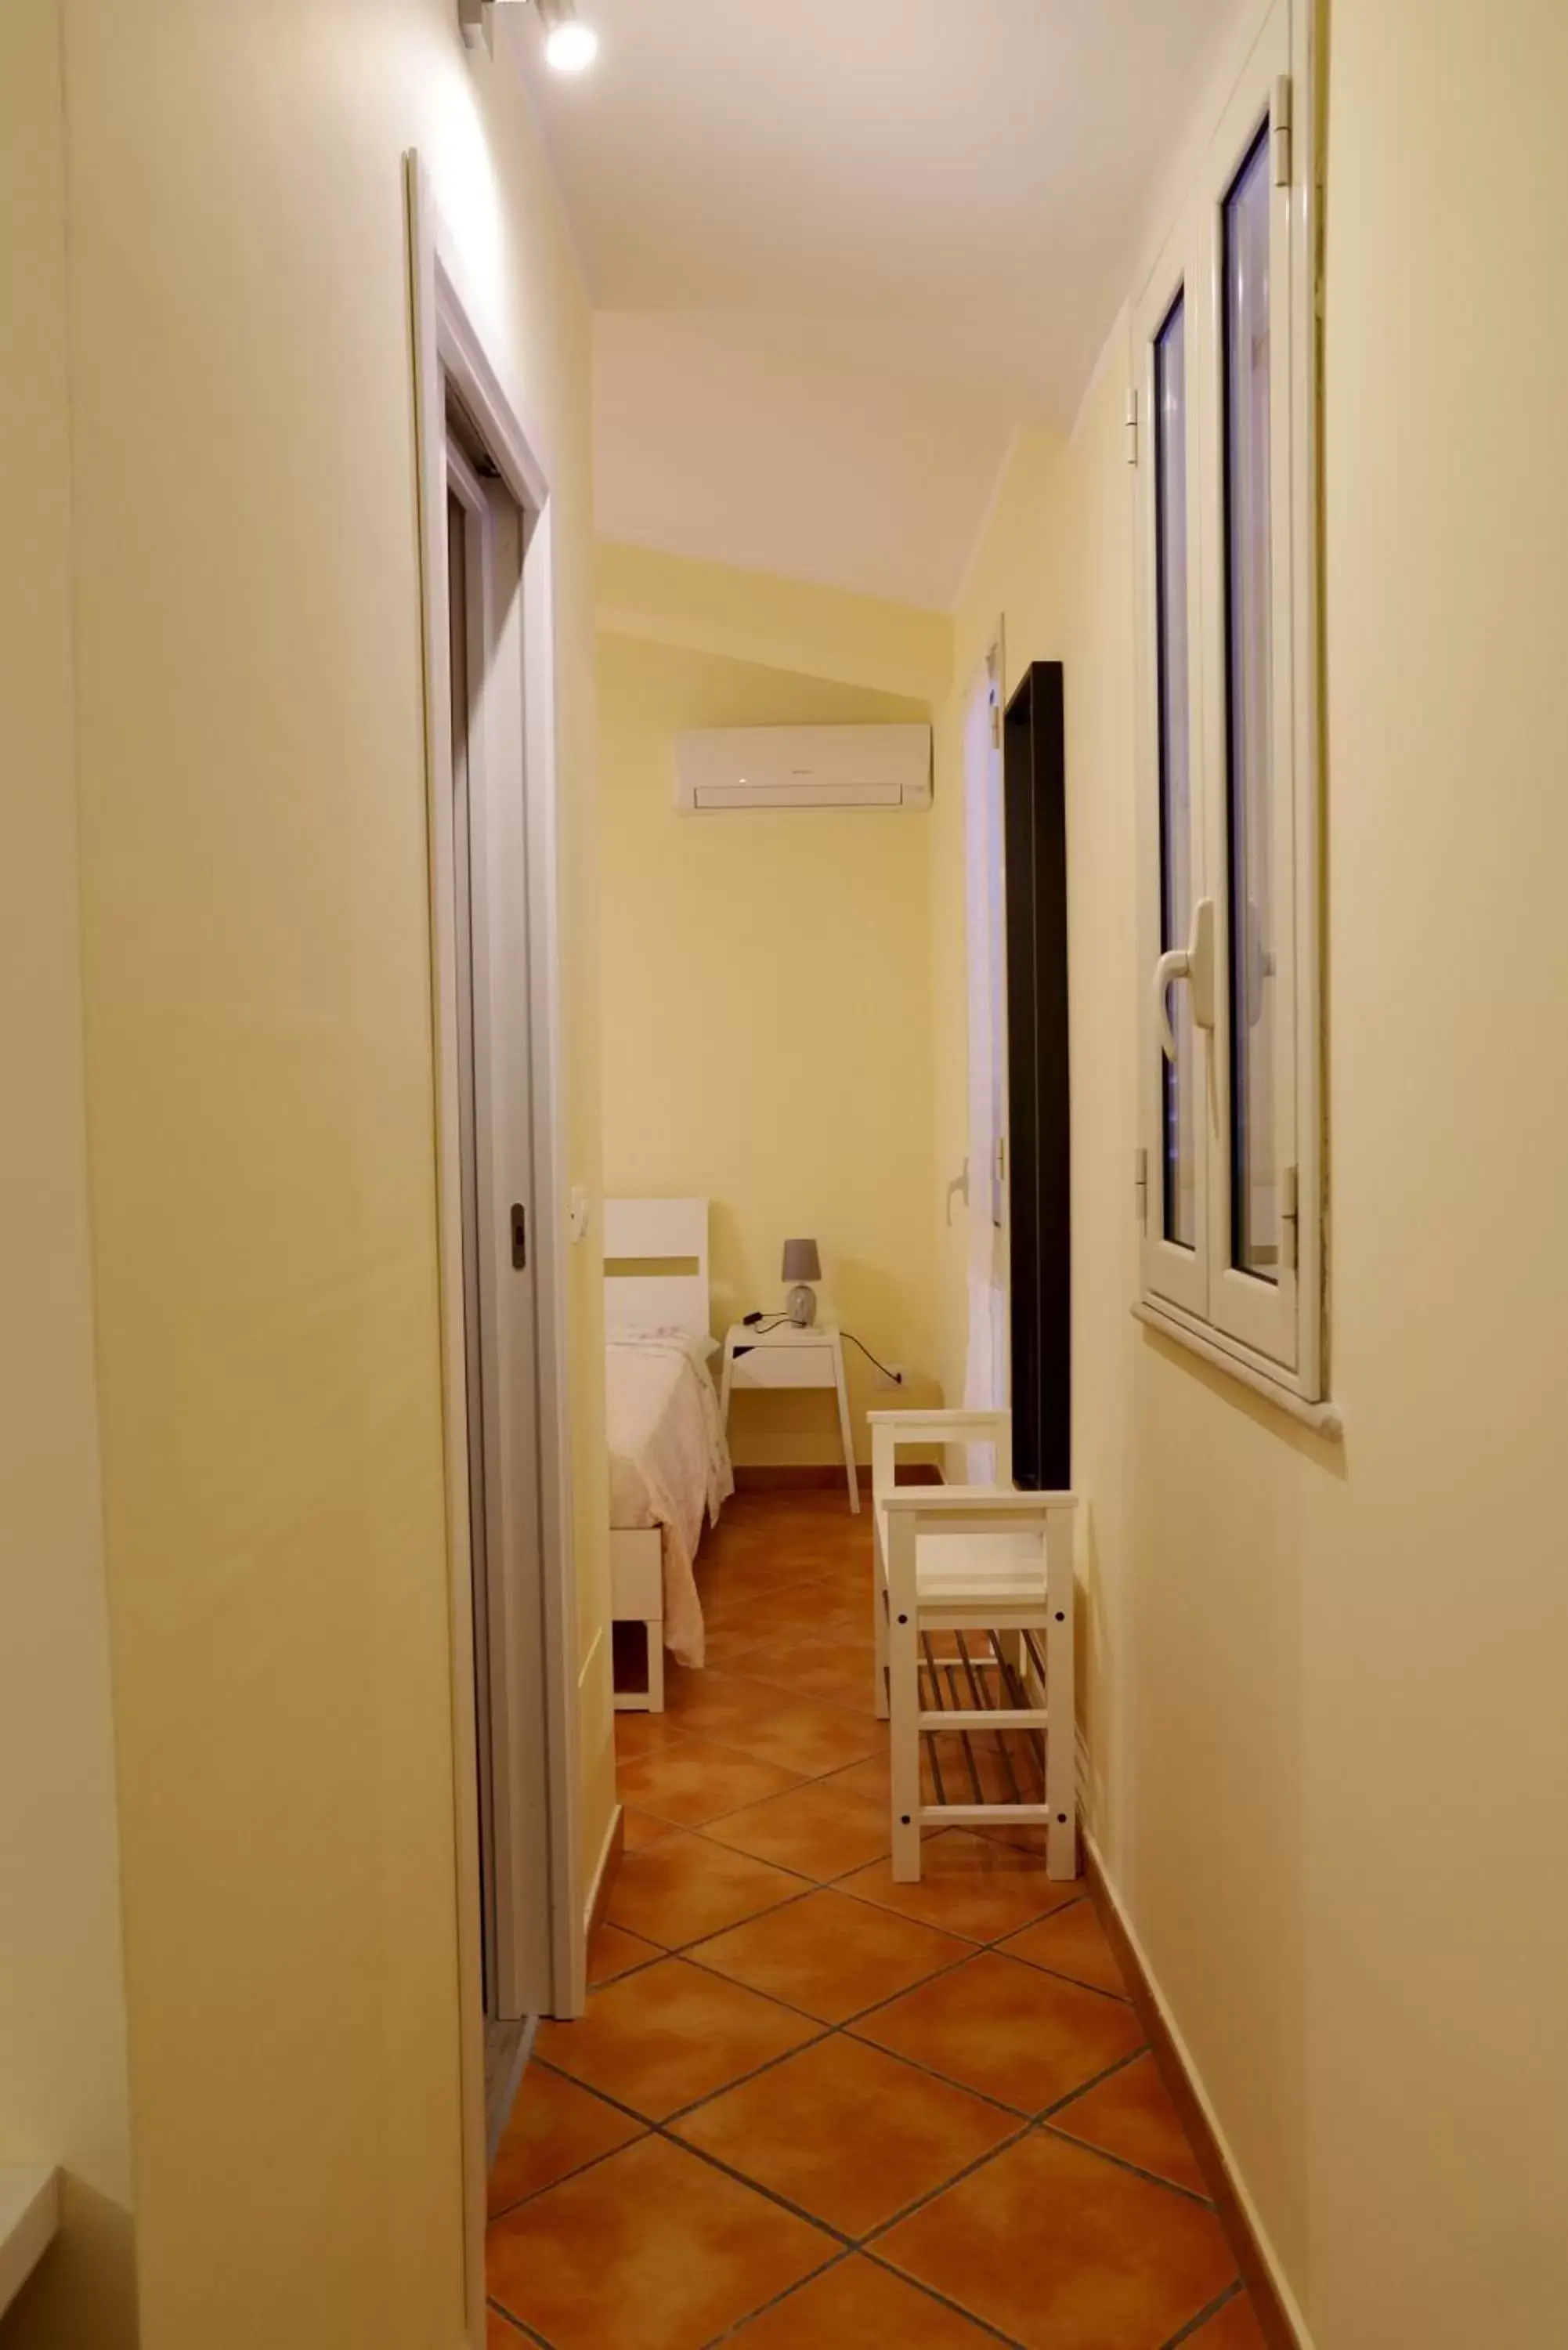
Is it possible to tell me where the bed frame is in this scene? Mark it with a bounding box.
[605,1196,713,1713]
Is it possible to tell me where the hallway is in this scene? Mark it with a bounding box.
[486,1494,1264,2349]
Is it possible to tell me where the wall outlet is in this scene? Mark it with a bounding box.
[874,1362,906,1390]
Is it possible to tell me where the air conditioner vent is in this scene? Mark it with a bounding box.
[674,725,932,813]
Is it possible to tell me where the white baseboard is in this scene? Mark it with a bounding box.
[1086,1832,1315,2350]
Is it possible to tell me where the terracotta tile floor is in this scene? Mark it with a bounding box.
[487,1491,1267,2349]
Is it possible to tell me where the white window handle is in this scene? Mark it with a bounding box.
[1154,898,1216,1065]
[1152,945,1187,1063]
[1241,897,1277,1030]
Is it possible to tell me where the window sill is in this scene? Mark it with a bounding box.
[1132,1301,1343,1439]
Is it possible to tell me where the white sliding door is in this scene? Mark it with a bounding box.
[445,420,552,2028]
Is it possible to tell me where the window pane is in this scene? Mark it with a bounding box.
[1154,292,1195,1249]
[1223,128,1277,1282]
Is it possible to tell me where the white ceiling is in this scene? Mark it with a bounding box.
[510,0,1246,607]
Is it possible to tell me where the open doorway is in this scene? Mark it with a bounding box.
[1003,659,1071,1492]
[407,154,583,2338]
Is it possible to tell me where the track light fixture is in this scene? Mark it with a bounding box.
[537,0,600,73]
[459,0,600,71]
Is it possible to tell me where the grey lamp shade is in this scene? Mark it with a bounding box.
[781,1238,822,1284]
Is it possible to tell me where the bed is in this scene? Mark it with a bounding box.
[605,1197,733,1710]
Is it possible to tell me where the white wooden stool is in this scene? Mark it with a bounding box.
[870,1409,1077,1883]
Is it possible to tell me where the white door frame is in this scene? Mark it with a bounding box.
[962,626,1010,1479]
[406,151,583,2345]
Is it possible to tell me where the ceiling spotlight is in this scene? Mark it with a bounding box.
[537,0,599,71]
[460,0,599,66]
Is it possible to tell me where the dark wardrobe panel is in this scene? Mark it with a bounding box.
[1003,662,1071,1491]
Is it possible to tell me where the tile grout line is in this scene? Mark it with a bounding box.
[855,2113,1038,2246]
[848,2048,1164,2258]
[837,1994,1148,2120]
[652,1908,1137,2084]
[583,1950,670,1993]
[692,1813,1068,1885]
[1158,2277,1248,2347]
[511,2034,1199,2263]
[547,1937,1146,2134]
[493,2068,1212,2350]
[694,2243,852,2350]
[601,1889,814,1966]
[1036,2118,1219,2211]
[648,2126,861,2253]
[616,1812,1088,1957]
[504,2059,1040,2349]
[610,1796,1096,1973]
[486,2295,555,2347]
[503,1511,1219,2348]
[679,1939,1042,2063]
[629,1683,1069,1858]
[506,1969,1193,2298]
[522,2041,834,2149]
[1031,2041,1155,2122]
[991,1940,1138,2008]
[636,1748,891,1826]
[616,1694,881,1779]
[707,2236,1037,2350]
[532,2009,1147,2163]
[484,2089,654,2225]
[858,2243,1038,2350]
[696,2247,859,2350]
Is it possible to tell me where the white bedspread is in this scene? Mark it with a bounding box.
[606,1329,734,1668]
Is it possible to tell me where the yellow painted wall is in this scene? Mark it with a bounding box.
[38,2,610,2342]
[598,538,956,705]
[930,2,1568,2341]
[0,5,136,2342]
[598,546,952,1462]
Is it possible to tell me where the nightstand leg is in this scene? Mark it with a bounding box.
[832,1337,860,1513]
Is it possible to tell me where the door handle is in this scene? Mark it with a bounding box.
[1154,898,1215,1064]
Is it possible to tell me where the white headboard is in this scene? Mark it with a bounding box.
[603,1197,711,1339]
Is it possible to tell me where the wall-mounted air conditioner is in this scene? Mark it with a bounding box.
[674,724,932,812]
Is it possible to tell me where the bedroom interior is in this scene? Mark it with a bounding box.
[594,543,951,1499]
[595,540,960,1717]
[7,1,1567,2346]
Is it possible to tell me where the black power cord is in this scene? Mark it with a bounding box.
[840,1329,904,1385]
[739,1312,903,1384]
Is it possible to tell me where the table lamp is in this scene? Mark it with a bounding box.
[782,1238,822,1327]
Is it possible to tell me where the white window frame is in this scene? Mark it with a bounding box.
[1134,222,1211,1327]
[1133,0,1332,1427]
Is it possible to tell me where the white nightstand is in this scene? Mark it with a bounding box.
[719,1321,861,1513]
